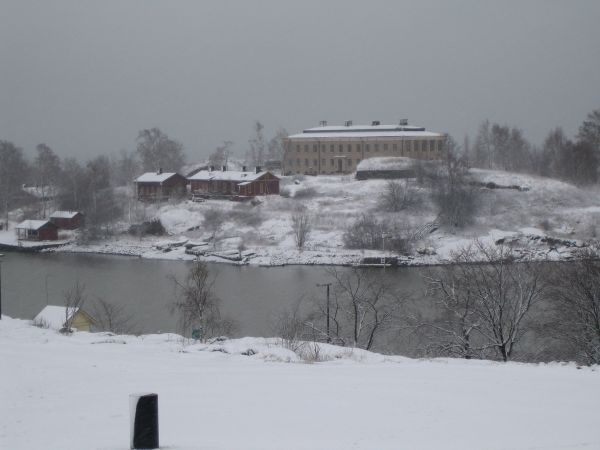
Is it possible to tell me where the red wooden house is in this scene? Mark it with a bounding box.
[134,170,188,201]
[49,211,84,230]
[188,168,279,197]
[15,220,59,241]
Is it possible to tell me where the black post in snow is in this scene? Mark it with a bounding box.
[130,393,159,449]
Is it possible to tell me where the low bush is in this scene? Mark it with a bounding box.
[343,215,413,254]
[128,219,166,236]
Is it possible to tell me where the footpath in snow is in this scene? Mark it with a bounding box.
[1,316,599,450]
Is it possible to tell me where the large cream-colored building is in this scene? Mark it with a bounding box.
[283,120,446,175]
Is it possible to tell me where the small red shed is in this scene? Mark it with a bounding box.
[49,211,84,230]
[15,220,59,241]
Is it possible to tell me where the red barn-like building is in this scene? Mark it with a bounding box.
[15,220,59,241]
[189,168,279,197]
[49,211,84,230]
[134,171,188,201]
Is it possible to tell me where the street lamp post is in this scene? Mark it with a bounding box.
[0,253,4,320]
[316,282,332,343]
[381,233,388,271]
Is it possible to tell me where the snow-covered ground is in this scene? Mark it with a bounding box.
[3,168,600,266]
[1,316,598,450]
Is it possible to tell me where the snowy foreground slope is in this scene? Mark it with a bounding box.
[1,317,599,450]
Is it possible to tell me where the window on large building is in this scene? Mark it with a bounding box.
[313,144,318,152]
[356,144,361,152]
[330,144,334,152]
[374,143,379,152]
[304,158,309,165]
[296,144,300,152]
[338,144,343,152]
[383,143,388,151]
[330,159,335,166]
[393,143,397,151]
[366,144,370,152]
[304,144,308,152]
[347,144,352,152]
[296,158,300,165]
[313,159,318,166]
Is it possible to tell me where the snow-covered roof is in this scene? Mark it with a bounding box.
[356,157,416,171]
[50,211,81,219]
[33,305,78,330]
[289,124,444,139]
[188,170,270,182]
[135,172,180,183]
[15,220,54,230]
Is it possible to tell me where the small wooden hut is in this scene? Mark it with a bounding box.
[49,211,84,230]
[33,305,95,332]
[15,220,59,241]
[134,170,188,201]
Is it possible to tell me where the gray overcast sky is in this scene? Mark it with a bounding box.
[2,0,599,162]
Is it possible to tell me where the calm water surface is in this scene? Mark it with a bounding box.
[1,252,428,339]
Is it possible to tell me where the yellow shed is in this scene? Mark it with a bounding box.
[33,305,95,332]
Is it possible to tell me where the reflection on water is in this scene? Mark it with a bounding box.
[2,252,427,339]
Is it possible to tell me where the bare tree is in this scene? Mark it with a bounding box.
[62,281,86,333]
[34,143,61,217]
[577,108,600,151]
[91,297,136,334]
[430,136,477,228]
[378,180,416,212]
[203,208,225,249]
[423,241,548,362]
[246,121,266,167]
[548,248,600,365]
[267,127,288,162]
[0,141,29,229]
[305,267,407,350]
[291,208,311,250]
[136,127,186,172]
[169,261,233,339]
[208,140,233,168]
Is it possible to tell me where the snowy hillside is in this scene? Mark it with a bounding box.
[48,168,600,266]
[1,316,598,450]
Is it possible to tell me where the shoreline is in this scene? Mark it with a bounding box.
[0,233,591,269]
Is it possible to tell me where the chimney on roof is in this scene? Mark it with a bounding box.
[222,165,227,172]
[371,120,380,126]
[399,118,408,126]
[255,166,261,174]
[344,120,353,127]
[319,120,328,127]
[209,165,214,172]
[242,165,247,172]
[157,168,163,174]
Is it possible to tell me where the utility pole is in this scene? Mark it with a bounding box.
[0,253,4,320]
[316,282,332,343]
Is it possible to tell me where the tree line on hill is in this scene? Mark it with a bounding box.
[0,122,288,233]
[466,108,600,185]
